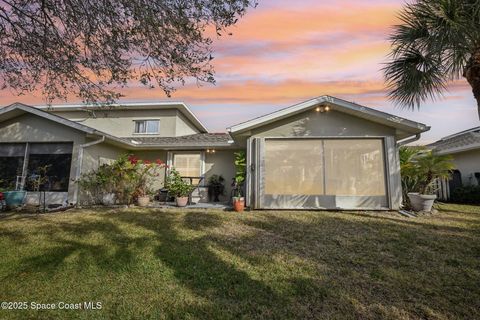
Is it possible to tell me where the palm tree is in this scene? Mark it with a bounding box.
[384,0,480,118]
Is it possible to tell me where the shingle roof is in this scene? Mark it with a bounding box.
[429,127,480,154]
[124,133,234,147]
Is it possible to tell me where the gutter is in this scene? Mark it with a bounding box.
[397,133,421,147]
[72,135,105,205]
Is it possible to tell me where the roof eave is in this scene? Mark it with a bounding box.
[227,95,429,137]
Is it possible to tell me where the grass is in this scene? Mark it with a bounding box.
[0,204,479,319]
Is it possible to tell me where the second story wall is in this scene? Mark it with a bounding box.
[49,108,200,137]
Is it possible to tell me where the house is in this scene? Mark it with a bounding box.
[0,95,429,210]
[429,127,480,198]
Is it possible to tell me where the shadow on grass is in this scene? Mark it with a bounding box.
[1,209,479,319]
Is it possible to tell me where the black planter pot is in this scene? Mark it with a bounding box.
[208,185,224,202]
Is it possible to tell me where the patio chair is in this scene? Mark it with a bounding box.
[181,176,204,205]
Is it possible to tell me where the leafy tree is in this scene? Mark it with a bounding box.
[0,0,256,103]
[384,0,480,118]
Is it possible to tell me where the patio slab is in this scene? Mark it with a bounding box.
[149,201,230,210]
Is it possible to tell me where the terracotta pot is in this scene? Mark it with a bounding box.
[407,193,436,212]
[137,195,150,207]
[233,197,245,212]
[176,196,189,207]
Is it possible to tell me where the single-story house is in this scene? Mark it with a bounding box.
[0,95,429,210]
[429,127,480,198]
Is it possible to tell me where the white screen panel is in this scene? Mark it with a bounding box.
[324,139,386,196]
[264,139,324,195]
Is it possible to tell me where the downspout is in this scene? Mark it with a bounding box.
[397,133,421,147]
[72,135,105,205]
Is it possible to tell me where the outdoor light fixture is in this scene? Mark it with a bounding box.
[206,149,216,153]
[315,105,330,113]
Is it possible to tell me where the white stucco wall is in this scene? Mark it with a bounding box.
[451,149,480,186]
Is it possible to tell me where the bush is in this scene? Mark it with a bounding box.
[78,154,165,205]
[165,168,196,198]
[450,186,480,204]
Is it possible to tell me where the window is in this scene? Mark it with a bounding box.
[134,120,159,134]
[26,143,73,192]
[0,144,26,189]
[172,153,202,177]
[0,143,73,192]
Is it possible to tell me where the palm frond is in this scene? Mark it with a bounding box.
[384,46,447,109]
[384,0,478,108]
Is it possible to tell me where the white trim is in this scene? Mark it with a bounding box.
[438,126,480,141]
[436,142,480,155]
[227,95,429,136]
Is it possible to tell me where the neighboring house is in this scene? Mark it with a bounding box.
[429,127,480,198]
[0,95,429,210]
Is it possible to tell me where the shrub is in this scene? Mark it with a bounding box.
[78,154,165,205]
[399,146,455,207]
[450,186,480,204]
[165,168,196,198]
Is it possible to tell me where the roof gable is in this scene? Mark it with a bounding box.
[0,103,97,134]
[227,96,429,139]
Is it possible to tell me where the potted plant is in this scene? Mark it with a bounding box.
[207,174,225,202]
[401,148,454,212]
[165,168,196,207]
[232,151,246,212]
[130,158,164,207]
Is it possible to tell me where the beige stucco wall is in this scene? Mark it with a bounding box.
[451,149,480,186]
[51,109,199,137]
[250,109,396,138]
[204,150,237,202]
[176,112,200,136]
[0,113,87,203]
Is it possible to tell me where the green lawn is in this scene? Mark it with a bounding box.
[0,204,479,319]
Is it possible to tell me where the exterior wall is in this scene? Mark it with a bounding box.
[250,109,396,138]
[175,111,200,136]
[245,109,402,210]
[204,150,237,202]
[451,149,480,186]
[51,108,200,138]
[0,113,86,204]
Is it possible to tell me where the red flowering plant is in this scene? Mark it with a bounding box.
[127,155,166,201]
[103,154,166,204]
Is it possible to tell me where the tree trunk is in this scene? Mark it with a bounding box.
[464,50,480,119]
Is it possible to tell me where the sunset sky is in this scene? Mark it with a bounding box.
[1,0,479,143]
